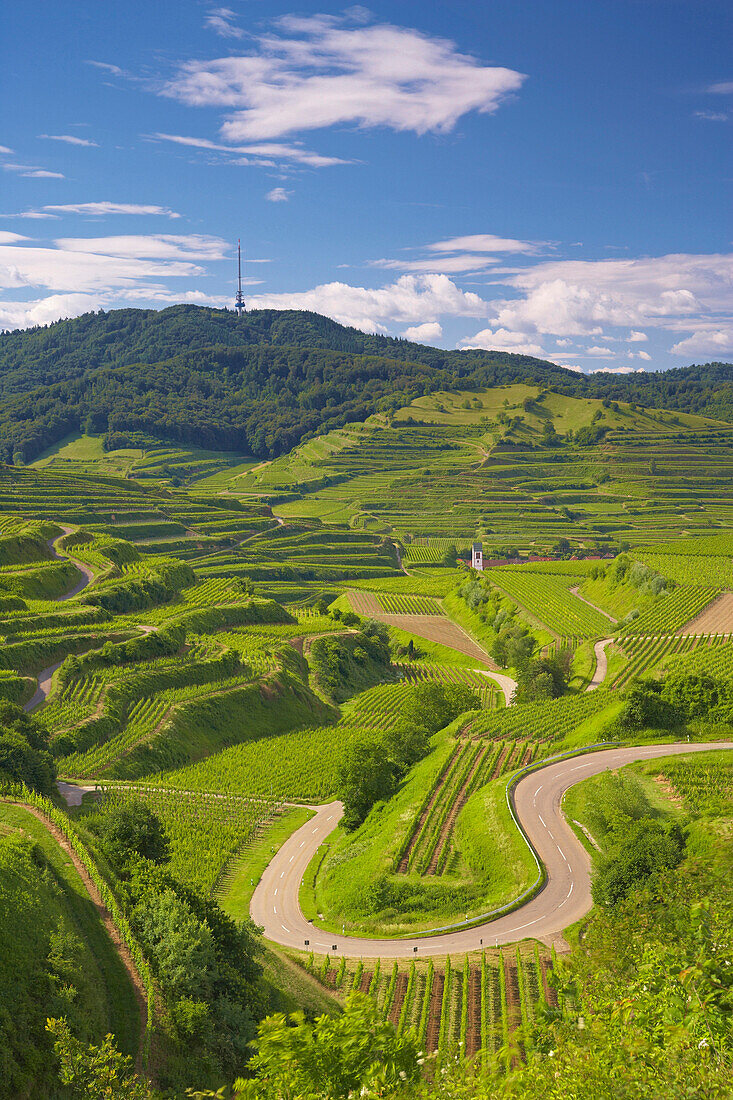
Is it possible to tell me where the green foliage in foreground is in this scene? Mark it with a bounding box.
[0,805,139,1100]
[47,1018,154,1100]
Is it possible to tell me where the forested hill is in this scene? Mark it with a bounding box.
[0,305,731,463]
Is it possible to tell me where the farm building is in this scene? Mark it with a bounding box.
[471,542,484,571]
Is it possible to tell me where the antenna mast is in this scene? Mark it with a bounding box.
[235,239,246,314]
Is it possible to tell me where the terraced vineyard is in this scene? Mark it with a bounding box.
[490,570,612,637]
[304,947,554,1060]
[613,633,732,688]
[622,585,720,635]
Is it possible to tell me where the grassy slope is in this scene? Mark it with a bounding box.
[0,803,139,1063]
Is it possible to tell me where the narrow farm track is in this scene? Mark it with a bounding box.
[251,740,733,958]
[568,586,618,624]
[586,638,613,691]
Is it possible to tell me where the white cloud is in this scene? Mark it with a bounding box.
[458,327,546,357]
[403,321,442,342]
[427,233,543,255]
[555,338,572,347]
[3,164,65,179]
[636,351,652,360]
[38,134,98,147]
[669,327,733,357]
[205,7,244,39]
[482,254,733,356]
[0,232,28,245]
[160,13,525,144]
[31,202,182,219]
[54,234,228,260]
[0,236,218,296]
[0,145,14,155]
[627,329,648,342]
[693,110,728,122]
[707,82,733,94]
[249,273,486,333]
[0,292,105,330]
[588,365,646,375]
[86,61,126,77]
[584,346,616,357]
[373,253,500,274]
[266,187,292,202]
[151,131,348,168]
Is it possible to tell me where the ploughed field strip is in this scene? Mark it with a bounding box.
[347,589,493,665]
[303,947,555,1061]
[676,590,733,635]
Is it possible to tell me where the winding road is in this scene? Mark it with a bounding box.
[250,740,733,957]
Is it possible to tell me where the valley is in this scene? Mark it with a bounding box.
[0,308,731,1096]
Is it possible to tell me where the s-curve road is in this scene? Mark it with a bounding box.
[251,741,733,958]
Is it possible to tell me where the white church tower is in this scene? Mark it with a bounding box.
[471,542,484,571]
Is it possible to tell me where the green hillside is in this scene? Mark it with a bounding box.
[1,305,731,466]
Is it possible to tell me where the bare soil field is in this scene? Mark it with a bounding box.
[677,591,733,635]
[373,612,494,665]
[346,589,383,615]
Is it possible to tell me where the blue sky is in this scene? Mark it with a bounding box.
[1,0,731,372]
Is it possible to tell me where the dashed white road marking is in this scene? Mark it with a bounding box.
[538,814,546,827]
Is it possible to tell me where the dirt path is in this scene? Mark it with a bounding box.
[586,638,613,691]
[49,526,95,599]
[569,585,618,624]
[24,621,156,716]
[10,802,148,1069]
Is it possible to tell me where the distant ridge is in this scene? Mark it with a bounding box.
[0,305,731,464]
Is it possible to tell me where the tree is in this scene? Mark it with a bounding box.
[400,682,481,735]
[618,682,681,731]
[593,819,685,908]
[0,703,56,796]
[514,652,570,703]
[442,544,459,567]
[96,799,170,866]
[338,734,398,830]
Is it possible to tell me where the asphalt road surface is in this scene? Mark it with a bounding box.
[251,741,733,957]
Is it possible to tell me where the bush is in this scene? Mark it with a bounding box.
[94,799,171,866]
[618,681,682,731]
[593,818,686,907]
[0,703,56,796]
